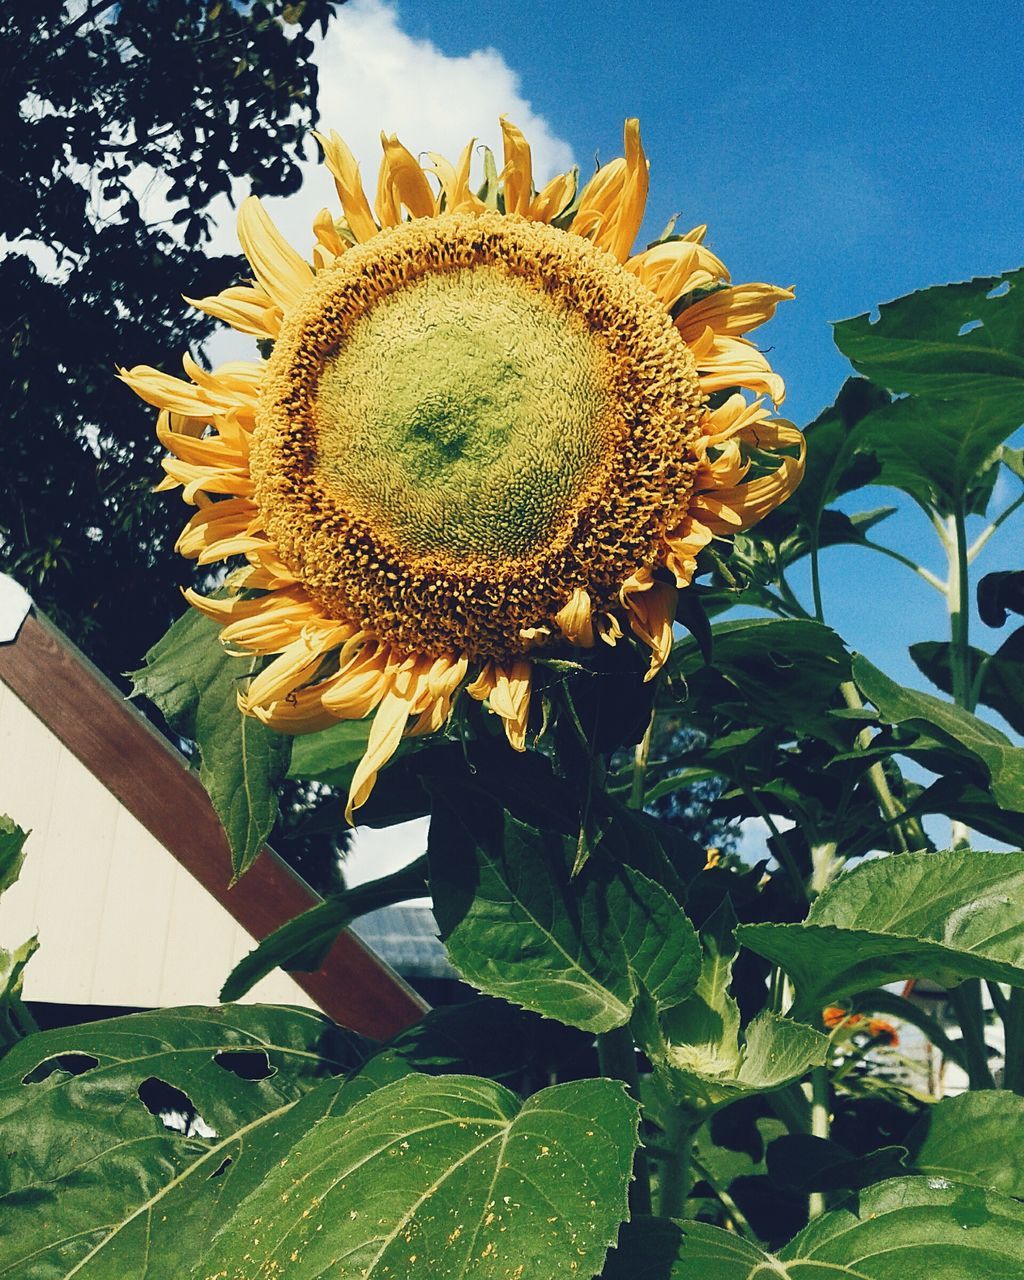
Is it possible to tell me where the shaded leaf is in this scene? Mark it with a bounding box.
[429,779,701,1033]
[130,609,290,877]
[0,1005,368,1278]
[766,1134,908,1193]
[911,635,1024,736]
[0,815,29,896]
[854,653,1024,812]
[979,570,1024,629]
[739,849,1024,1016]
[204,1074,639,1280]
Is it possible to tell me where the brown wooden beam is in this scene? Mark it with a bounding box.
[0,610,428,1040]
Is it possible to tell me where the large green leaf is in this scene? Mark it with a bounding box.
[739,849,1024,1016]
[287,715,373,787]
[203,1073,639,1280]
[831,271,1024,516]
[908,1091,1024,1199]
[0,1005,368,1278]
[429,780,701,1033]
[780,1177,1024,1276]
[667,618,850,741]
[130,609,291,878]
[833,269,1024,406]
[854,653,1024,812]
[603,1178,1024,1277]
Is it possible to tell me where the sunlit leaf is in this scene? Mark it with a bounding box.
[739,849,1024,1016]
[204,1074,639,1280]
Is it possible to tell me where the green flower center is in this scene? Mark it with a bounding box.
[314,266,611,562]
[253,211,704,660]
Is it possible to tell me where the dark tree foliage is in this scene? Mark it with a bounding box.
[0,0,343,682]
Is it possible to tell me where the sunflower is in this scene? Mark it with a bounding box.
[122,119,803,820]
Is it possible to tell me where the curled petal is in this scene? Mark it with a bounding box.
[312,129,378,243]
[237,196,314,312]
[184,285,281,338]
[375,133,437,226]
[676,283,795,342]
[554,587,596,648]
[573,119,649,262]
[500,116,533,216]
[621,574,677,680]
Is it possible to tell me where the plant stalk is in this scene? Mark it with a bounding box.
[596,1025,652,1214]
[1002,988,1024,1094]
[657,1106,696,1219]
[949,981,994,1089]
[807,1065,830,1220]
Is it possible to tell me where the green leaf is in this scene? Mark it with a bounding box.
[286,715,372,786]
[911,636,1024,736]
[739,849,1024,1017]
[429,780,701,1033]
[831,271,1024,516]
[0,1005,369,1278]
[130,609,291,878]
[220,857,430,1001]
[667,619,851,741]
[607,1179,1024,1278]
[602,1216,801,1279]
[780,1177,1024,1276]
[854,653,1024,812]
[204,1074,639,1280]
[833,269,1024,406]
[0,818,36,1049]
[835,395,1016,515]
[640,898,742,1078]
[0,815,29,896]
[643,996,827,1112]
[908,1091,1024,1198]
[766,1134,909,1194]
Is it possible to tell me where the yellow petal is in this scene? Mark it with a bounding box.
[312,129,379,243]
[488,660,532,752]
[346,677,422,821]
[184,285,281,338]
[237,195,314,312]
[677,283,795,343]
[622,577,677,680]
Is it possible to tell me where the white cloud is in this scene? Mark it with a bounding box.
[208,0,574,264]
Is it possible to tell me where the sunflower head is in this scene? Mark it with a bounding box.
[121,117,803,819]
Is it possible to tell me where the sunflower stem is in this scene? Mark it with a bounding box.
[595,1025,652,1215]
[807,1065,831,1220]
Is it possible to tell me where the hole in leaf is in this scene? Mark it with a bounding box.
[867,306,881,325]
[209,1156,233,1180]
[22,1053,99,1085]
[214,1049,275,1081]
[137,1077,218,1139]
[987,281,1010,299]
[958,318,983,336]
